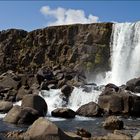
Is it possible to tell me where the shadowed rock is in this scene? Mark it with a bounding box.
[24,117,82,140]
[52,108,76,118]
[76,102,103,117]
[21,94,47,116]
[103,116,124,130]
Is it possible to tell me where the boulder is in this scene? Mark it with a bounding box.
[40,80,49,90]
[91,131,132,140]
[0,71,21,90]
[16,86,32,101]
[76,128,91,138]
[3,89,17,102]
[3,130,25,140]
[25,117,81,140]
[98,86,140,116]
[21,94,47,116]
[48,84,57,89]
[134,86,140,93]
[3,105,39,124]
[61,85,74,98]
[133,131,140,140]
[126,77,140,92]
[36,67,54,85]
[0,101,13,113]
[98,93,124,114]
[106,133,132,140]
[76,102,103,117]
[105,83,119,92]
[103,116,124,130]
[51,108,76,118]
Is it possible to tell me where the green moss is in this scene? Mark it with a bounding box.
[95,53,101,64]
[83,61,95,72]
[16,39,21,43]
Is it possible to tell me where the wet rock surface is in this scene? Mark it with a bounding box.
[103,116,124,130]
[98,83,140,117]
[76,102,103,117]
[21,94,48,116]
[3,105,39,125]
[52,108,76,118]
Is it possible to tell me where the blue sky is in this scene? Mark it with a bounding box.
[0,1,140,31]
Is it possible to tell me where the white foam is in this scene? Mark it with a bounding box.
[0,113,6,118]
[107,22,140,86]
[68,87,101,111]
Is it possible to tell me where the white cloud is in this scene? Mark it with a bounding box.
[40,6,99,26]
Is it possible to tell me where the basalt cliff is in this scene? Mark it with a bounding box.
[0,23,112,76]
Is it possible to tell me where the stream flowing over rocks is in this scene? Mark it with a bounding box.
[0,22,140,140]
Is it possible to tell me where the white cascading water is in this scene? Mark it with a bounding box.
[40,88,101,117]
[108,21,140,86]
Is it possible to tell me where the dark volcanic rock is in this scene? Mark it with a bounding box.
[40,80,49,90]
[105,83,119,92]
[24,117,82,140]
[36,67,55,85]
[126,77,140,93]
[76,102,103,117]
[3,105,39,124]
[51,108,76,118]
[21,94,47,116]
[0,71,21,90]
[0,23,112,76]
[16,86,32,101]
[103,116,124,130]
[98,84,140,116]
[0,101,13,113]
[76,128,91,138]
[92,130,132,140]
[61,85,74,98]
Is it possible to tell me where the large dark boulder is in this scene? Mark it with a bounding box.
[61,85,74,98]
[98,94,124,114]
[51,108,76,118]
[21,94,47,116]
[3,105,39,124]
[76,102,103,117]
[105,83,119,92]
[40,80,49,90]
[25,117,82,140]
[98,84,140,116]
[0,101,13,113]
[36,67,54,85]
[103,116,124,130]
[126,77,140,92]
[76,128,91,138]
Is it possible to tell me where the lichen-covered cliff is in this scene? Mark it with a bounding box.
[0,23,113,75]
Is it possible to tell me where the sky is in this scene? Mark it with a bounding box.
[0,1,140,31]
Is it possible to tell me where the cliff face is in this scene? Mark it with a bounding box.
[0,23,113,75]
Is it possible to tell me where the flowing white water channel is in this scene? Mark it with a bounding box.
[40,87,101,116]
[108,21,140,85]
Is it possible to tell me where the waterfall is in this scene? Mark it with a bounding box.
[40,87,101,116]
[2,22,140,120]
[105,21,140,86]
[37,21,140,116]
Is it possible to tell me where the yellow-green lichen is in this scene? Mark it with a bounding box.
[95,53,101,64]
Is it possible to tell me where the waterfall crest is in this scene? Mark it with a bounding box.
[106,21,140,86]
